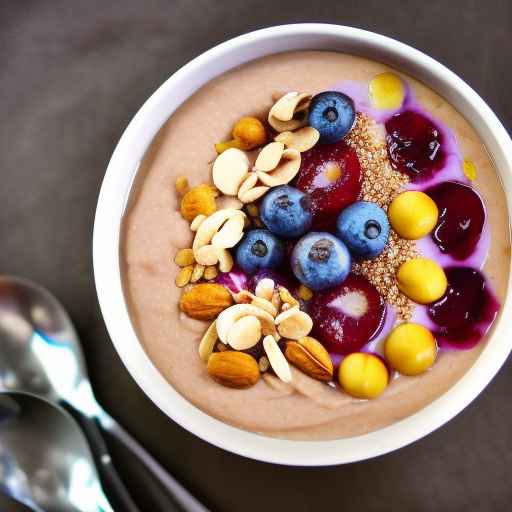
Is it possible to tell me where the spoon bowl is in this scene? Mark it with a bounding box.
[0,392,113,512]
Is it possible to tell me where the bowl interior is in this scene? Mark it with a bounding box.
[93,24,512,465]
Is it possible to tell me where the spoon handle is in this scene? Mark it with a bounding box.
[67,407,141,512]
[98,413,210,512]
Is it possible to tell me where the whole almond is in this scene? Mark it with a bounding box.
[179,283,233,320]
[207,351,260,388]
[285,337,333,381]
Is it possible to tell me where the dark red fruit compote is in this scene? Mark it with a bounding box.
[428,267,499,349]
[385,110,445,182]
[309,274,386,355]
[426,181,486,260]
[296,141,362,229]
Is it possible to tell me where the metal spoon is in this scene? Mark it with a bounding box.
[0,392,115,512]
[0,276,208,512]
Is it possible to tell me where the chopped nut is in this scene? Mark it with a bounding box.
[275,308,313,340]
[268,92,311,133]
[190,214,207,232]
[207,351,260,388]
[175,176,190,197]
[190,264,205,283]
[231,289,256,304]
[271,289,282,311]
[251,296,278,317]
[179,283,233,320]
[198,321,218,363]
[175,265,194,287]
[216,342,228,352]
[216,195,244,210]
[212,148,250,196]
[255,278,275,301]
[298,284,313,301]
[278,286,299,307]
[204,266,219,281]
[227,315,262,350]
[263,335,292,383]
[174,248,195,267]
[192,209,245,254]
[256,148,301,187]
[180,184,217,221]
[258,356,270,373]
[195,244,219,266]
[281,303,291,312]
[211,215,245,249]
[275,126,320,152]
[216,304,277,343]
[254,142,285,172]
[237,172,258,198]
[239,186,270,204]
[217,248,234,273]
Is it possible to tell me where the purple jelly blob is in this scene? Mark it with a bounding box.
[427,267,499,349]
[385,110,446,182]
[426,181,485,260]
[214,266,248,293]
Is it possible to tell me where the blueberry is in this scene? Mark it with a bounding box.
[291,232,351,291]
[308,91,356,144]
[260,185,313,238]
[235,229,285,275]
[336,201,390,259]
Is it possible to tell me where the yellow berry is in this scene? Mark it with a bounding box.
[385,323,437,376]
[396,258,447,304]
[215,117,267,154]
[388,191,438,240]
[338,353,388,399]
[180,184,217,221]
[369,72,405,110]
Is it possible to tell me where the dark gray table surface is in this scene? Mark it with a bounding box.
[1,1,511,511]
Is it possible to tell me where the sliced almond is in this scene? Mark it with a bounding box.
[190,214,207,232]
[216,195,244,210]
[211,215,245,249]
[275,305,300,324]
[216,304,276,344]
[255,278,275,301]
[194,244,219,266]
[269,92,311,121]
[212,148,250,196]
[198,321,218,363]
[239,186,269,204]
[256,148,301,187]
[192,209,245,252]
[275,127,320,152]
[237,173,258,199]
[254,142,285,172]
[263,335,292,383]
[217,248,234,273]
[227,315,262,350]
[251,297,278,317]
[190,263,205,283]
[276,309,313,340]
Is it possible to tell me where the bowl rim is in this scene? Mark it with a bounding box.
[93,23,512,466]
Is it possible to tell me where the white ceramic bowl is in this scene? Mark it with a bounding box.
[93,24,512,466]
